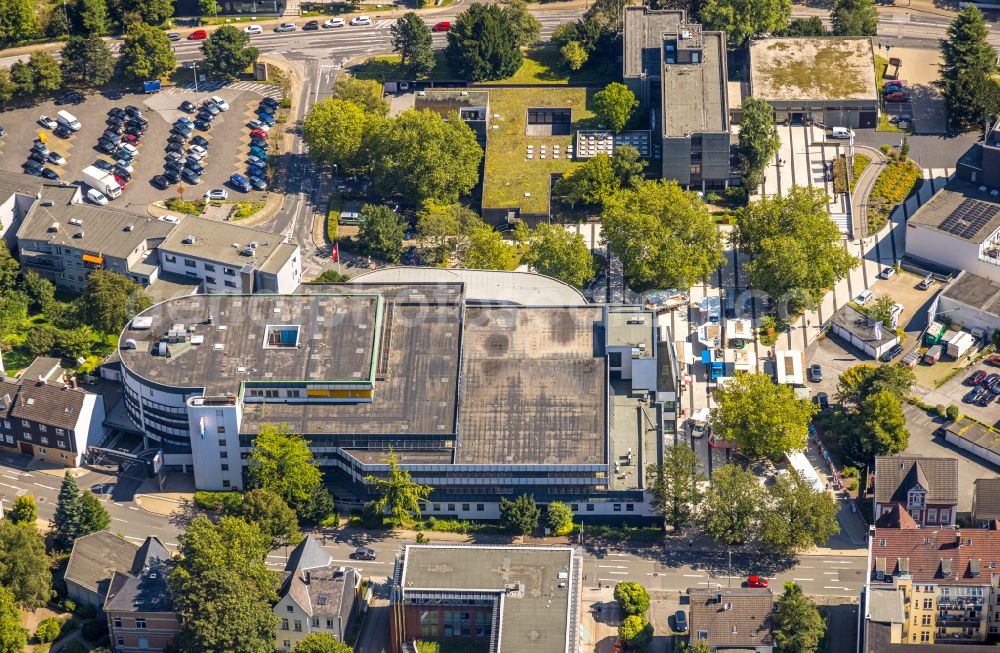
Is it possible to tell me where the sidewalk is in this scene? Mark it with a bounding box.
[804,436,870,548]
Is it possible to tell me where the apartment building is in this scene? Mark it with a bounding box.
[104,537,181,653]
[873,456,958,528]
[865,526,1000,646]
[687,588,774,652]
[65,531,146,608]
[0,357,106,467]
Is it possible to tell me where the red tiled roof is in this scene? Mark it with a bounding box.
[874,504,918,529]
[871,528,1000,584]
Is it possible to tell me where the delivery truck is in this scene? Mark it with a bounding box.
[82,165,121,199]
[56,110,81,132]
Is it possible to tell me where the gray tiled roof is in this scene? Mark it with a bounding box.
[874,456,958,505]
[974,478,1000,522]
[285,535,332,573]
[687,588,774,648]
[65,531,139,596]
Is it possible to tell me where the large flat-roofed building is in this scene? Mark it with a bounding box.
[117,281,674,517]
[905,180,1000,282]
[748,37,879,128]
[623,7,732,189]
[390,545,582,653]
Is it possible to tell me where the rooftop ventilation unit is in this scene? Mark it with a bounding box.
[124,223,134,231]
[183,235,196,244]
[41,200,54,207]
[74,230,84,238]
[122,338,137,350]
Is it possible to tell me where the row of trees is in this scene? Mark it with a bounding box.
[648,449,840,554]
[0,0,173,47]
[833,363,913,464]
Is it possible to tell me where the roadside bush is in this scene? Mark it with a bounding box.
[848,479,859,492]
[946,404,960,421]
[35,617,61,643]
[936,404,947,418]
[832,156,848,194]
[82,618,107,642]
[880,144,891,155]
[163,198,206,216]
[871,160,920,204]
[193,490,242,512]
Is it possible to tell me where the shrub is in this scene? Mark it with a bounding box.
[82,618,107,642]
[279,97,292,109]
[163,198,205,216]
[193,490,242,512]
[60,598,76,613]
[415,531,429,544]
[880,144,891,155]
[704,192,724,205]
[946,404,960,421]
[936,404,947,418]
[614,582,650,616]
[725,186,746,204]
[841,466,859,478]
[848,479,859,492]
[75,603,97,620]
[35,617,61,643]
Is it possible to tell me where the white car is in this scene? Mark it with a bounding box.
[115,160,133,173]
[47,151,66,166]
[248,120,271,132]
[880,266,896,280]
[86,188,108,205]
[209,96,229,111]
[204,189,228,201]
[38,115,57,130]
[118,142,138,156]
[274,22,296,32]
[350,15,371,25]
[188,144,208,159]
[159,215,181,224]
[323,18,345,27]
[244,24,262,34]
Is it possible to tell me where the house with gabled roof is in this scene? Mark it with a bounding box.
[874,456,958,528]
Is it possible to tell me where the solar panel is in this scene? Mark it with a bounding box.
[939,199,1000,240]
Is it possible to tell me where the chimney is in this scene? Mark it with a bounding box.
[956,533,963,547]
[302,569,310,583]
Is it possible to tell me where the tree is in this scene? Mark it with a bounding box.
[560,40,588,70]
[611,145,644,189]
[499,494,540,536]
[79,491,110,534]
[618,615,653,650]
[248,423,324,514]
[939,6,1000,129]
[700,0,791,46]
[762,471,840,554]
[77,270,151,335]
[461,223,518,270]
[445,4,523,82]
[391,13,435,78]
[364,450,432,528]
[0,0,38,46]
[0,520,53,608]
[647,444,704,532]
[169,516,278,653]
[701,464,763,545]
[867,294,897,326]
[51,471,85,551]
[0,242,17,295]
[844,390,909,461]
[199,0,221,15]
[9,62,35,96]
[712,373,816,460]
[111,0,173,26]
[593,83,638,133]
[735,186,857,309]
[836,364,914,406]
[202,25,259,80]
[25,325,58,358]
[504,0,541,46]
[23,270,56,315]
[357,204,405,263]
[303,98,375,172]
[831,0,878,36]
[55,326,94,359]
[0,70,13,110]
[293,633,353,653]
[331,77,388,116]
[415,202,481,266]
[61,36,116,87]
[602,180,724,291]
[553,154,620,208]
[29,51,62,93]
[738,97,779,190]
[613,582,650,616]
[236,489,301,549]
[118,22,175,81]
[72,0,109,35]
[0,586,26,653]
[6,496,37,525]
[546,501,574,536]
[45,5,70,38]
[311,270,349,283]
[773,582,825,653]
[34,618,60,643]
[779,16,826,36]
[369,110,483,204]
[520,223,594,288]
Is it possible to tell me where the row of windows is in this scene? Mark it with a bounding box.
[420,501,635,513]
[18,433,68,448]
[4,419,68,437]
[113,617,146,629]
[165,255,236,276]
[280,617,339,631]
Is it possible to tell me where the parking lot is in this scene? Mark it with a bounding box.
[0,83,280,212]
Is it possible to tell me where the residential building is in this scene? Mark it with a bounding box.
[623,6,732,189]
[957,116,1000,189]
[829,304,900,360]
[0,169,50,249]
[64,531,143,608]
[156,217,300,294]
[104,537,180,653]
[116,281,676,517]
[874,456,958,528]
[904,180,1000,283]
[686,588,774,652]
[748,37,879,128]
[864,527,1000,646]
[390,544,582,653]
[0,357,106,467]
[974,478,1000,527]
[275,536,361,650]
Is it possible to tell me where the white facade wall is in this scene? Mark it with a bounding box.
[944,430,1000,467]
[259,246,302,294]
[186,400,242,491]
[157,251,247,293]
[73,393,106,467]
[121,369,195,469]
[938,294,1000,335]
[906,224,1000,280]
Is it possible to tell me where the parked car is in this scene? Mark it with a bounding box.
[114,160,133,173]
[53,126,73,139]
[350,15,371,25]
[855,289,873,306]
[260,96,279,109]
[86,188,108,205]
[880,343,904,363]
[151,175,170,189]
[303,20,319,30]
[191,135,210,149]
[171,125,193,138]
[969,370,988,386]
[165,151,184,163]
[118,142,138,156]
[230,174,251,192]
[249,176,268,191]
[247,164,267,179]
[673,610,687,633]
[168,134,186,145]
[180,100,197,113]
[274,22,297,32]
[194,119,212,131]
[250,138,269,150]
[164,160,184,173]
[189,144,208,159]
[188,29,208,39]
[883,79,908,89]
[809,363,822,383]
[181,169,201,184]
[114,165,132,179]
[258,113,276,126]
[32,141,49,155]
[166,142,185,154]
[323,18,345,27]
[28,151,46,165]
[38,115,58,129]
[123,133,141,145]
[175,116,191,125]
[965,387,981,403]
[209,96,229,111]
[880,266,896,280]
[432,21,451,31]
[248,156,268,169]
[202,102,222,116]
[93,159,114,172]
[185,161,205,176]
[164,169,181,183]
[125,105,143,118]
[979,391,997,407]
[248,120,271,132]
[244,24,262,34]
[47,151,66,165]
[97,140,117,155]
[352,547,376,560]
[249,146,268,159]
[250,128,268,140]
[205,188,228,201]
[40,167,59,180]
[168,32,181,40]
[885,91,909,102]
[747,576,768,588]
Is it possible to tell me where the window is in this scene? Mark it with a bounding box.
[922,615,932,626]
[586,504,595,512]
[220,451,228,459]
[117,637,125,646]
[205,264,216,272]
[311,618,319,627]
[184,259,196,268]
[927,508,937,522]
[20,420,29,428]
[281,619,289,630]
[420,610,439,637]
[924,599,933,609]
[225,280,236,288]
[264,325,301,348]
[217,424,225,434]
[462,504,470,511]
[326,619,334,629]
[222,480,230,488]
[447,503,455,511]
[40,437,48,445]
[22,433,31,441]
[38,448,46,454]
[287,606,293,613]
[626,503,634,512]
[293,620,302,632]
[921,633,931,642]
[135,619,146,630]
[165,255,176,263]
[38,424,47,433]
[114,618,122,628]
[433,504,440,511]
[224,268,235,276]
[57,441,65,448]
[614,504,622,512]
[218,438,226,446]
[284,641,291,650]
[206,276,217,285]
[221,464,229,471]
[571,504,579,512]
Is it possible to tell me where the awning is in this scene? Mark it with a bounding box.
[82,253,103,265]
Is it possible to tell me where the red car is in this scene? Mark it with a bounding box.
[250,128,268,140]
[747,576,768,588]
[882,79,907,89]
[188,29,208,40]
[432,21,451,31]
[123,133,140,145]
[970,370,988,386]
[885,91,908,103]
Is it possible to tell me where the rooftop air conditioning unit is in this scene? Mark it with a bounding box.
[41,200,54,207]
[124,223,134,231]
[74,230,84,238]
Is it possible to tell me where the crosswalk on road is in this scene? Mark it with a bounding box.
[167,80,283,100]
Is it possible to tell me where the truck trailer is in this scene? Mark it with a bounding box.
[82,165,121,199]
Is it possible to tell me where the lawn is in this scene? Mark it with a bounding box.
[482,44,615,86]
[349,52,458,82]
[481,87,596,216]
[849,153,871,191]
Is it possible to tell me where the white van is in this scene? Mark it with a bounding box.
[829,126,853,140]
[56,110,81,131]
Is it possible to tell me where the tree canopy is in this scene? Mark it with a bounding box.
[302,98,377,172]
[602,180,723,291]
[840,390,910,462]
[0,520,52,609]
[738,97,779,190]
[519,223,595,288]
[248,423,324,514]
[762,471,840,554]
[546,501,574,535]
[0,585,26,653]
[202,25,260,80]
[711,372,816,459]
[499,494,540,536]
[118,21,175,81]
[414,202,481,266]
[61,35,116,87]
[593,82,638,133]
[505,0,541,46]
[294,633,354,653]
[613,582,650,616]
[836,364,914,406]
[364,450,432,527]
[78,269,151,335]
[445,4,523,81]
[618,615,653,649]
[357,204,405,263]
[391,12,435,78]
[52,471,109,551]
[773,582,826,653]
[701,464,763,546]
[235,489,302,549]
[831,0,879,36]
[734,186,857,309]
[331,77,388,116]
[699,0,791,46]
[939,6,1000,129]
[461,223,519,270]
[6,495,37,525]
[647,444,704,532]
[553,153,620,208]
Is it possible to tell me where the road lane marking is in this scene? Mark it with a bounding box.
[598,565,627,569]
[128,506,139,510]
[823,572,840,575]
[2,474,21,480]
[793,578,815,581]
[32,482,55,490]
[824,586,852,590]
[683,574,704,578]
[607,571,628,575]
[329,558,387,565]
[0,483,22,490]
[113,517,127,522]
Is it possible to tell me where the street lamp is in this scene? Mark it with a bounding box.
[186,61,202,103]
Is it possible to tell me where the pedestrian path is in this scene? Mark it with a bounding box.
[167,80,283,99]
[373,19,396,28]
